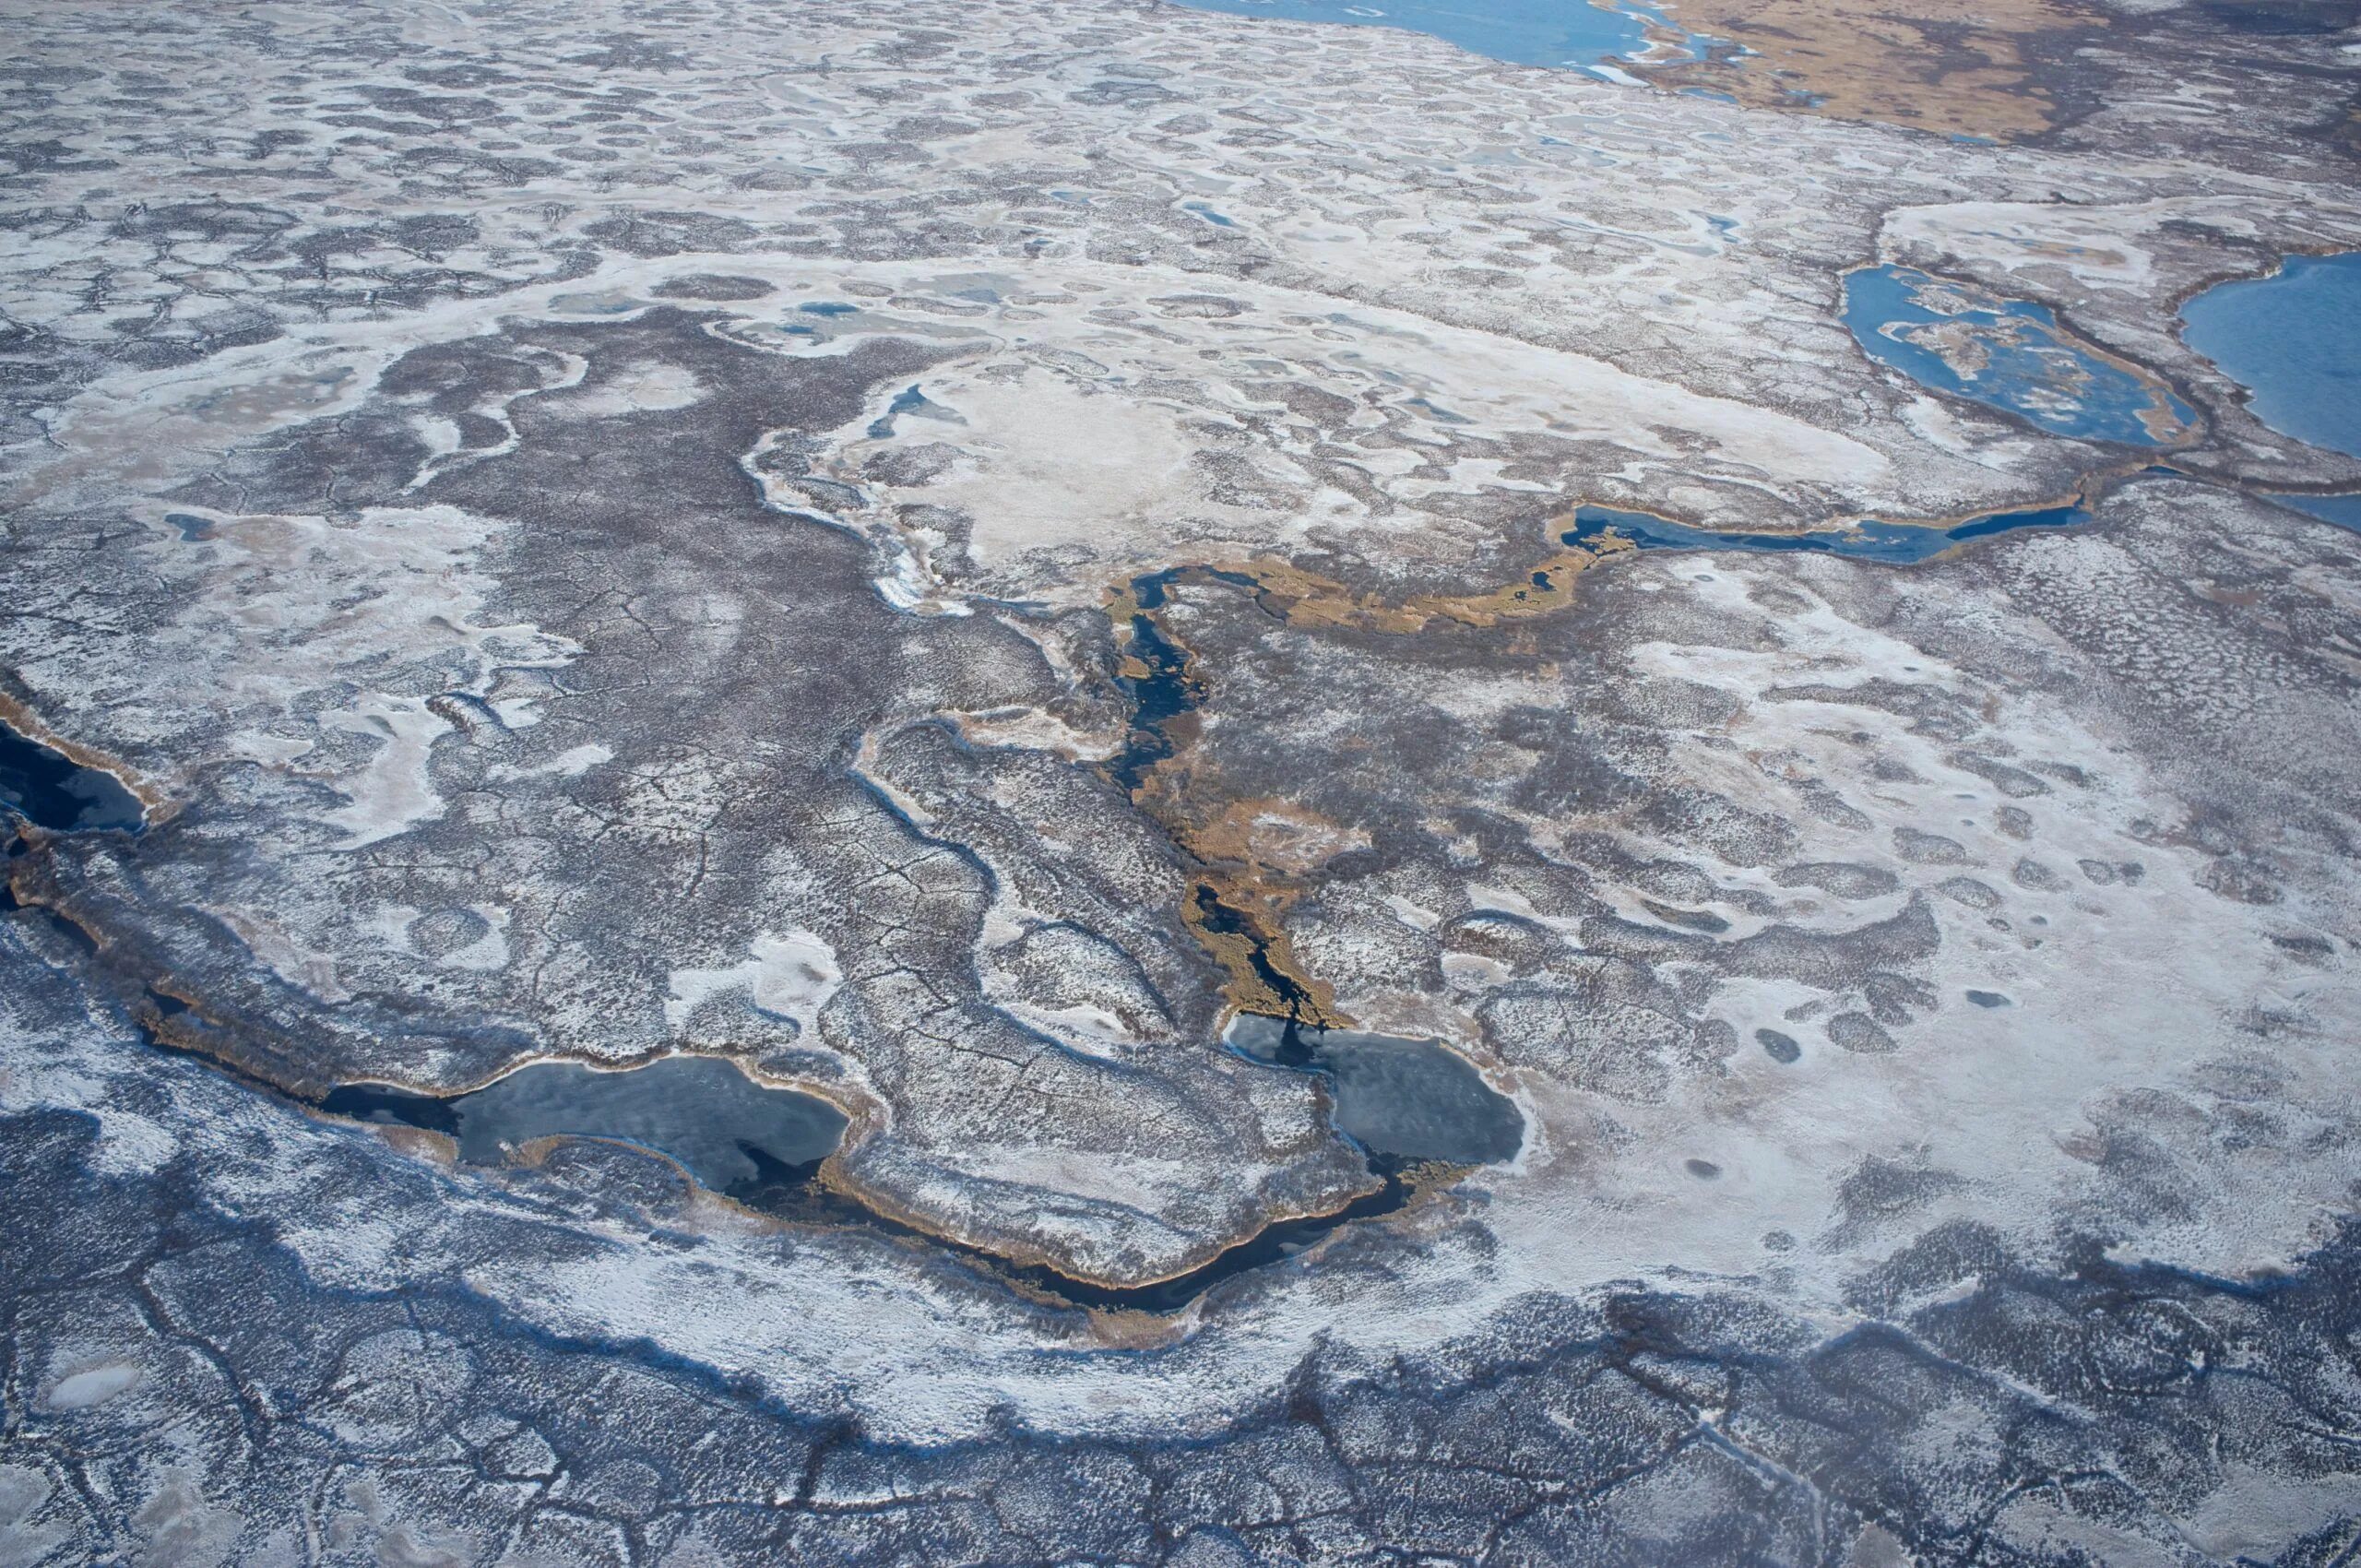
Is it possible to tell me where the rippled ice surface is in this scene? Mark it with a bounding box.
[1845,264,2196,446]
[2183,251,2361,461]
[321,1055,848,1193]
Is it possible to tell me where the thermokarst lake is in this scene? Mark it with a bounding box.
[0,722,145,836]
[1844,263,2199,447]
[320,1054,850,1194]
[2182,251,2361,460]
[2183,250,2361,529]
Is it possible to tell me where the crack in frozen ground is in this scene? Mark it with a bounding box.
[4,1064,2355,1565]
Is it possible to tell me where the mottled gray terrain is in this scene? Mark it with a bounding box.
[2,0,2358,1562]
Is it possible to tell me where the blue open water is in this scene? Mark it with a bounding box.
[2182,252,2361,461]
[2267,492,2361,530]
[1164,0,1666,74]
[1844,265,2194,447]
[0,721,144,834]
[1561,499,2091,564]
[1841,264,2190,445]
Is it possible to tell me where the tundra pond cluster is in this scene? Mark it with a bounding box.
[2,0,2360,1563]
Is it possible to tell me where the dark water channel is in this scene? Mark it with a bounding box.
[1562,499,2092,563]
[992,1158,1417,1314]
[1106,570,1357,1030]
[1108,568,1211,795]
[317,1047,1425,1313]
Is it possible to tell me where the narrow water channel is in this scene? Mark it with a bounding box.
[1560,498,2092,562]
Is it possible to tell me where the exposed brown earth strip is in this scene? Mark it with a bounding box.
[1106,538,1622,1025]
[1637,0,2109,140]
